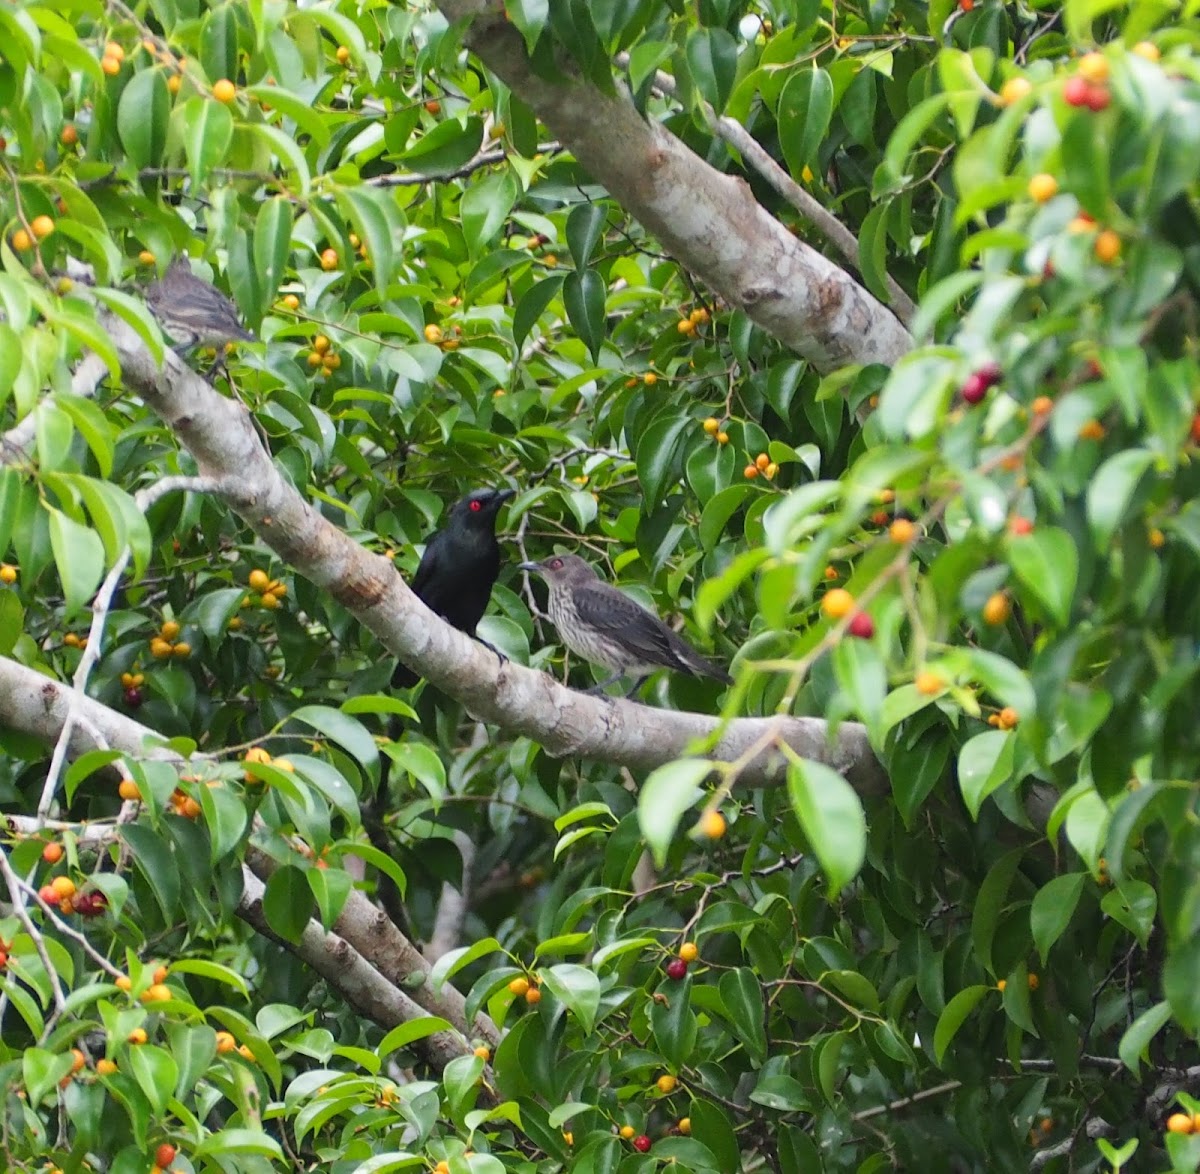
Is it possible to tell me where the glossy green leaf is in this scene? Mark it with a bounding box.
[785,758,866,899]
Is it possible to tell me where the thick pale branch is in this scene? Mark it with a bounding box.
[105,317,889,796]
[430,0,913,371]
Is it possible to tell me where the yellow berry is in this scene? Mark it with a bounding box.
[1149,528,1166,549]
[11,228,33,251]
[889,518,916,543]
[118,779,141,802]
[167,75,181,95]
[822,588,854,620]
[1079,420,1106,441]
[543,254,557,267]
[473,1046,490,1061]
[322,352,341,370]
[127,1027,148,1043]
[0,564,16,583]
[312,334,330,355]
[1027,972,1040,990]
[1027,173,1058,203]
[216,1031,237,1053]
[1131,41,1160,62]
[1077,53,1109,84]
[700,810,726,839]
[172,641,191,658]
[508,977,529,997]
[150,637,173,659]
[319,248,339,271]
[1166,1113,1194,1134]
[715,431,729,444]
[764,462,779,479]
[997,979,1007,991]
[999,76,1033,105]
[677,318,696,335]
[915,671,944,696]
[656,1074,677,1094]
[96,1058,117,1075]
[423,323,443,344]
[51,876,76,899]
[160,620,181,641]
[643,372,657,386]
[248,569,270,591]
[336,45,350,64]
[678,942,698,963]
[212,78,237,104]
[115,975,132,991]
[678,1118,691,1134]
[31,215,54,240]
[238,1044,255,1060]
[282,294,300,311]
[702,417,720,435]
[620,1126,636,1139]
[1094,230,1121,263]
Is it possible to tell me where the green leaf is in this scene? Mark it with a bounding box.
[506,0,549,53]
[933,985,990,1064]
[1163,934,1200,1031]
[562,270,606,363]
[179,96,234,187]
[565,202,607,270]
[381,741,446,802]
[1086,449,1153,550]
[254,197,293,318]
[857,202,891,304]
[117,67,169,169]
[198,780,248,863]
[46,504,104,617]
[540,964,601,1033]
[308,865,353,931]
[430,937,502,992]
[1100,881,1157,948]
[635,413,691,509]
[461,169,520,256]
[127,1044,178,1116]
[22,1048,74,1106]
[684,27,738,113]
[1117,999,1172,1075]
[1007,528,1077,627]
[193,1129,283,1159]
[971,850,1022,976]
[512,275,564,352]
[717,969,768,1066]
[289,705,379,769]
[399,116,484,174]
[379,1017,456,1057]
[957,729,1015,819]
[779,67,835,178]
[262,865,314,943]
[784,758,866,899]
[638,758,712,867]
[1031,873,1086,965]
[337,185,398,293]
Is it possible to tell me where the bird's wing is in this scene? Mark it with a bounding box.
[409,530,445,599]
[572,582,685,667]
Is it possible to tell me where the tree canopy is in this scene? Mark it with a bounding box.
[1,1,1199,1172]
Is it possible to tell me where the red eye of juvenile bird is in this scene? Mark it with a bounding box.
[469,500,482,512]
[551,558,562,569]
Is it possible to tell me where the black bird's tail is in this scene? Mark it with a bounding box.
[687,653,734,686]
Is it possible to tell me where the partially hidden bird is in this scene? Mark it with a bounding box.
[392,487,515,687]
[145,256,255,352]
[519,552,733,696]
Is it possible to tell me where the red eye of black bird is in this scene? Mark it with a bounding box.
[550,558,562,569]
[469,500,483,512]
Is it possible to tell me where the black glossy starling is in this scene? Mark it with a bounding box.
[392,487,515,687]
[520,553,733,696]
[145,256,254,351]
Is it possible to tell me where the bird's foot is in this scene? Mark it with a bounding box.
[478,638,508,668]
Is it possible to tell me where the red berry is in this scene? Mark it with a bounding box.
[961,374,987,404]
[38,884,58,905]
[155,1143,177,1168]
[633,1135,652,1153]
[1064,76,1090,106]
[847,612,875,639]
[124,686,143,707]
[976,362,1002,388]
[665,958,688,980]
[1083,85,1110,111]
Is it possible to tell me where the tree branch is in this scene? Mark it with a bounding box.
[101,314,887,795]
[428,0,912,372]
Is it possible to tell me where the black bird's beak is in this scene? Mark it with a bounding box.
[496,488,516,504]
[518,560,541,572]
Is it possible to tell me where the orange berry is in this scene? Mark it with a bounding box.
[319,248,339,271]
[473,1046,490,1061]
[1027,972,1040,990]
[424,99,441,114]
[1027,173,1058,203]
[60,122,79,147]
[915,671,944,696]
[1010,516,1034,536]
[215,1031,236,1053]
[1078,420,1106,441]
[118,778,142,801]
[889,518,916,543]
[1094,230,1121,263]
[153,965,169,984]
[982,592,1011,626]
[212,78,236,103]
[70,1048,86,1073]
[1166,1113,1193,1134]
[281,294,300,311]
[96,1058,117,1075]
[115,975,132,991]
[743,465,759,480]
[700,810,726,839]
[31,215,54,239]
[1031,395,1053,415]
[105,41,125,61]
[997,707,1019,730]
[508,977,530,997]
[715,431,729,444]
[524,986,542,1004]
[643,372,657,386]
[822,588,854,620]
[676,318,696,335]
[11,228,32,251]
[41,842,63,864]
[128,1027,148,1044]
[167,75,181,95]
[755,453,770,471]
[142,983,171,1003]
[101,55,121,76]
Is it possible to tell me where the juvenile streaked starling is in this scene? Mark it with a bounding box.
[145,256,255,351]
[520,553,733,696]
[392,487,515,687]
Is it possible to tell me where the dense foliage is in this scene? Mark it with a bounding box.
[0,1,1198,1172]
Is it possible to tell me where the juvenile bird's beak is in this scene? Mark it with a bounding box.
[518,560,541,572]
